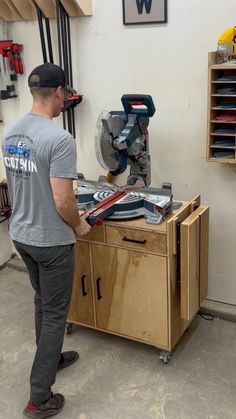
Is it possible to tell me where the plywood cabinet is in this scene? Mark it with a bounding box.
[67,196,209,361]
[67,241,94,326]
[91,244,168,347]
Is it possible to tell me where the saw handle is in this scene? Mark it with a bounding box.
[121,94,156,117]
[122,236,147,245]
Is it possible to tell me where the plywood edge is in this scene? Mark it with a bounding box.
[72,0,92,15]
[180,214,200,321]
[10,0,37,20]
[34,0,56,18]
[0,0,23,21]
[199,207,209,302]
[190,195,201,212]
[60,0,92,17]
[167,218,181,350]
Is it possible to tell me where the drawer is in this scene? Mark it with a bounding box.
[106,225,167,254]
[79,225,104,243]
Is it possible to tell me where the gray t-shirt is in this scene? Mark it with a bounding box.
[1,112,78,246]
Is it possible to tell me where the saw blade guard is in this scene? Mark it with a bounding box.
[94,95,156,185]
[95,110,127,172]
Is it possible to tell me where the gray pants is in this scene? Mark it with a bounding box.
[13,240,74,405]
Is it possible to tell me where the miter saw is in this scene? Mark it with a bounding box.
[217,27,236,63]
[77,94,175,225]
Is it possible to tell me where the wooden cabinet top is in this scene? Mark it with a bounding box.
[88,200,188,234]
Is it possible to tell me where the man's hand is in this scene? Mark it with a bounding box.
[74,214,91,237]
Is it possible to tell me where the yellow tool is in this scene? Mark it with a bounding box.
[217,27,236,63]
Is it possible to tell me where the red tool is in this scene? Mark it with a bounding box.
[84,191,127,226]
[0,41,24,75]
[11,44,24,74]
[0,40,14,71]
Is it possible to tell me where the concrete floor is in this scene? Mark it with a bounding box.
[0,265,236,419]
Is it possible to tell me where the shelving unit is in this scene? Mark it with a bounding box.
[207,51,236,163]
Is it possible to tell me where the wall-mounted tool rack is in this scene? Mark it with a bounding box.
[0,0,92,21]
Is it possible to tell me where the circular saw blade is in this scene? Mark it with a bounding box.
[95,111,126,171]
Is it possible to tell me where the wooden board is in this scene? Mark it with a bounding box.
[34,0,56,18]
[67,241,95,326]
[181,208,205,321]
[180,206,209,321]
[167,199,198,349]
[0,0,22,21]
[10,0,37,20]
[172,196,199,255]
[60,0,92,16]
[199,207,209,302]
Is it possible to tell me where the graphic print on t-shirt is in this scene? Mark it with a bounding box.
[3,134,37,179]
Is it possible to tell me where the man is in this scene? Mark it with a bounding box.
[1,63,91,418]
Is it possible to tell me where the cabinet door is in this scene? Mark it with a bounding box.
[181,207,209,321]
[67,241,94,326]
[91,244,168,347]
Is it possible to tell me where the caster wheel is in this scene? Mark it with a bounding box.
[159,350,171,365]
[162,355,171,365]
[66,323,73,335]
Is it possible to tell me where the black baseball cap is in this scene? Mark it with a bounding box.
[28,63,76,95]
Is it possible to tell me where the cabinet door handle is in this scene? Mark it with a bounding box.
[122,236,146,245]
[96,277,102,300]
[81,275,87,296]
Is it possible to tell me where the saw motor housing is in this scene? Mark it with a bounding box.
[95,94,156,187]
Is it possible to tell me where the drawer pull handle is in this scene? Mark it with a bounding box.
[122,236,147,245]
[96,277,102,300]
[81,275,87,296]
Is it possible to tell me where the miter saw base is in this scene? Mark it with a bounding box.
[76,174,174,225]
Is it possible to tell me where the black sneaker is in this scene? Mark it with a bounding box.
[57,351,79,371]
[23,393,65,418]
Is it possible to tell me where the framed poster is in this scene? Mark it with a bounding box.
[123,0,167,25]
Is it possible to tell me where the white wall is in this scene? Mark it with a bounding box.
[0,0,236,303]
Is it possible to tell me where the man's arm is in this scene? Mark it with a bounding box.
[50,177,91,236]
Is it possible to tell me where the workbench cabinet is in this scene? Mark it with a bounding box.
[67,196,209,362]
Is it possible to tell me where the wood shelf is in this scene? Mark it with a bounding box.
[211,94,236,97]
[211,63,236,70]
[207,52,236,164]
[210,145,235,149]
[34,0,56,19]
[211,107,236,110]
[60,0,92,16]
[210,133,236,136]
[211,81,236,84]
[211,120,236,124]
[11,0,37,20]
[0,0,92,20]
[0,0,23,21]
